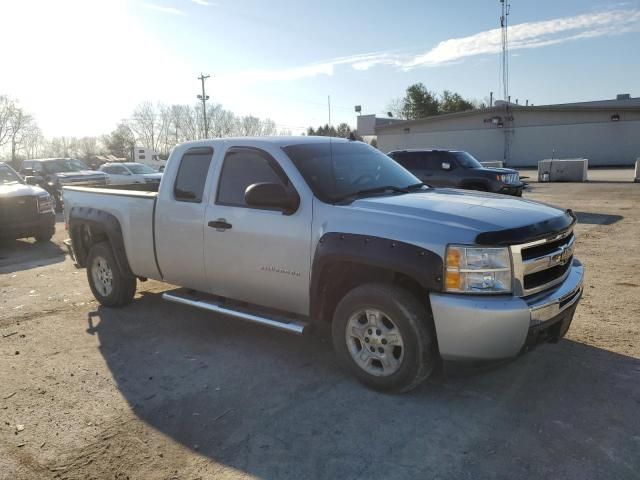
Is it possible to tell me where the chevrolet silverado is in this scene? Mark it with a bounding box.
[63,137,583,392]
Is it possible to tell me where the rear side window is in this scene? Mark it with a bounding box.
[216,148,286,208]
[174,148,213,203]
[423,152,448,170]
[394,152,423,170]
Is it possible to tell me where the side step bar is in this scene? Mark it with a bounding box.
[162,291,308,335]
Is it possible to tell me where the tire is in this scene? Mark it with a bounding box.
[34,228,54,243]
[86,241,136,307]
[332,283,438,393]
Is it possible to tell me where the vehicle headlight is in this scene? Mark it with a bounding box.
[445,245,512,294]
[37,193,54,213]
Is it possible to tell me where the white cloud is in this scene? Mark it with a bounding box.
[224,8,640,83]
[190,0,218,5]
[144,3,187,16]
[404,9,640,68]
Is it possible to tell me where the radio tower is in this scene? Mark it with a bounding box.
[500,0,512,164]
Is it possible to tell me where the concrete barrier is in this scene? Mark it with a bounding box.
[635,158,640,183]
[481,161,504,168]
[538,158,589,182]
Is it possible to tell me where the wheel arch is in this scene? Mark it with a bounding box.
[68,207,133,276]
[310,233,443,324]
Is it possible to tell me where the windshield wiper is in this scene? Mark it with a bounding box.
[333,185,410,204]
[406,182,429,190]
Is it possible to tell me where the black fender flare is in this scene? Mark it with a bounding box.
[68,207,133,276]
[310,232,443,320]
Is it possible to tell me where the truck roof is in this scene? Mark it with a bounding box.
[177,135,355,149]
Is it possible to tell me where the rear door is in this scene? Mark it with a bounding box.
[421,152,454,187]
[155,147,215,292]
[203,146,312,315]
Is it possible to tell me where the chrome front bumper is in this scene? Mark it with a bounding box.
[430,259,584,361]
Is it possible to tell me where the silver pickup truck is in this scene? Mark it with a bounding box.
[63,137,583,392]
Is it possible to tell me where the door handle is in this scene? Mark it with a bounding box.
[208,219,232,230]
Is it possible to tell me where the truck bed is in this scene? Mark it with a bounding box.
[62,185,161,280]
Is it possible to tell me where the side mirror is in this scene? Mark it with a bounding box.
[442,162,452,170]
[245,182,299,215]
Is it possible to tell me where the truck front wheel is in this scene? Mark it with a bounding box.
[332,283,438,393]
[86,241,136,307]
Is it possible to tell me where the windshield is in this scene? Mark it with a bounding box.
[126,163,156,174]
[0,164,22,185]
[451,151,483,169]
[283,141,421,203]
[43,159,89,174]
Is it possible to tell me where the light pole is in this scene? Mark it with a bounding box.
[197,73,210,139]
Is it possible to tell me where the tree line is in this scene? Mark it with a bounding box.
[387,83,482,119]
[0,96,291,166]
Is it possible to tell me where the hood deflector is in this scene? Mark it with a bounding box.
[475,210,576,246]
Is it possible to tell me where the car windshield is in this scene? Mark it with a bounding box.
[43,159,89,174]
[0,164,22,185]
[451,151,483,169]
[126,163,156,174]
[283,141,422,203]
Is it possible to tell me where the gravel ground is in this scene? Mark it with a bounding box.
[1,176,639,480]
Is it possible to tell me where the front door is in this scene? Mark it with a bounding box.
[204,146,312,316]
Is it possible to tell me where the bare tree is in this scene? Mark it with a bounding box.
[0,96,18,149]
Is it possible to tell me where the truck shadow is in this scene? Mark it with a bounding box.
[0,237,65,273]
[573,211,623,225]
[86,290,640,479]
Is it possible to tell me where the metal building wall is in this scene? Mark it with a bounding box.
[376,110,640,167]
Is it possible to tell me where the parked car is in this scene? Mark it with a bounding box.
[387,149,524,196]
[99,162,163,185]
[20,158,109,211]
[0,162,55,242]
[63,137,583,392]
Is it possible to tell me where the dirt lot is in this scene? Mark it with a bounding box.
[1,174,639,480]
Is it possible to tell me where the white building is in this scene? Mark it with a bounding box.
[358,95,640,167]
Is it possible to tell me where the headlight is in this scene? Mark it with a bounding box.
[445,245,512,294]
[37,193,54,213]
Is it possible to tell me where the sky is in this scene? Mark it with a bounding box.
[1,0,639,137]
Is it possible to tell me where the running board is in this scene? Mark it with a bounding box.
[162,290,308,335]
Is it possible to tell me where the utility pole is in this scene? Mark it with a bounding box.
[499,0,511,165]
[197,73,210,139]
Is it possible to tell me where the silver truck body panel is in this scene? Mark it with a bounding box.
[62,187,160,280]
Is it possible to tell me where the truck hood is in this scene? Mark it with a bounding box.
[0,182,46,198]
[480,167,518,175]
[349,188,567,240]
[142,173,162,180]
[54,170,106,178]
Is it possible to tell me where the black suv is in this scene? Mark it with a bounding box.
[20,158,108,211]
[0,162,55,242]
[388,149,524,196]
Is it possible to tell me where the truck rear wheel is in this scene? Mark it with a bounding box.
[86,241,136,307]
[332,283,437,393]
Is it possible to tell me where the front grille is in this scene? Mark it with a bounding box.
[0,196,39,223]
[511,228,575,296]
[503,173,519,185]
[524,259,572,290]
[522,233,575,261]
